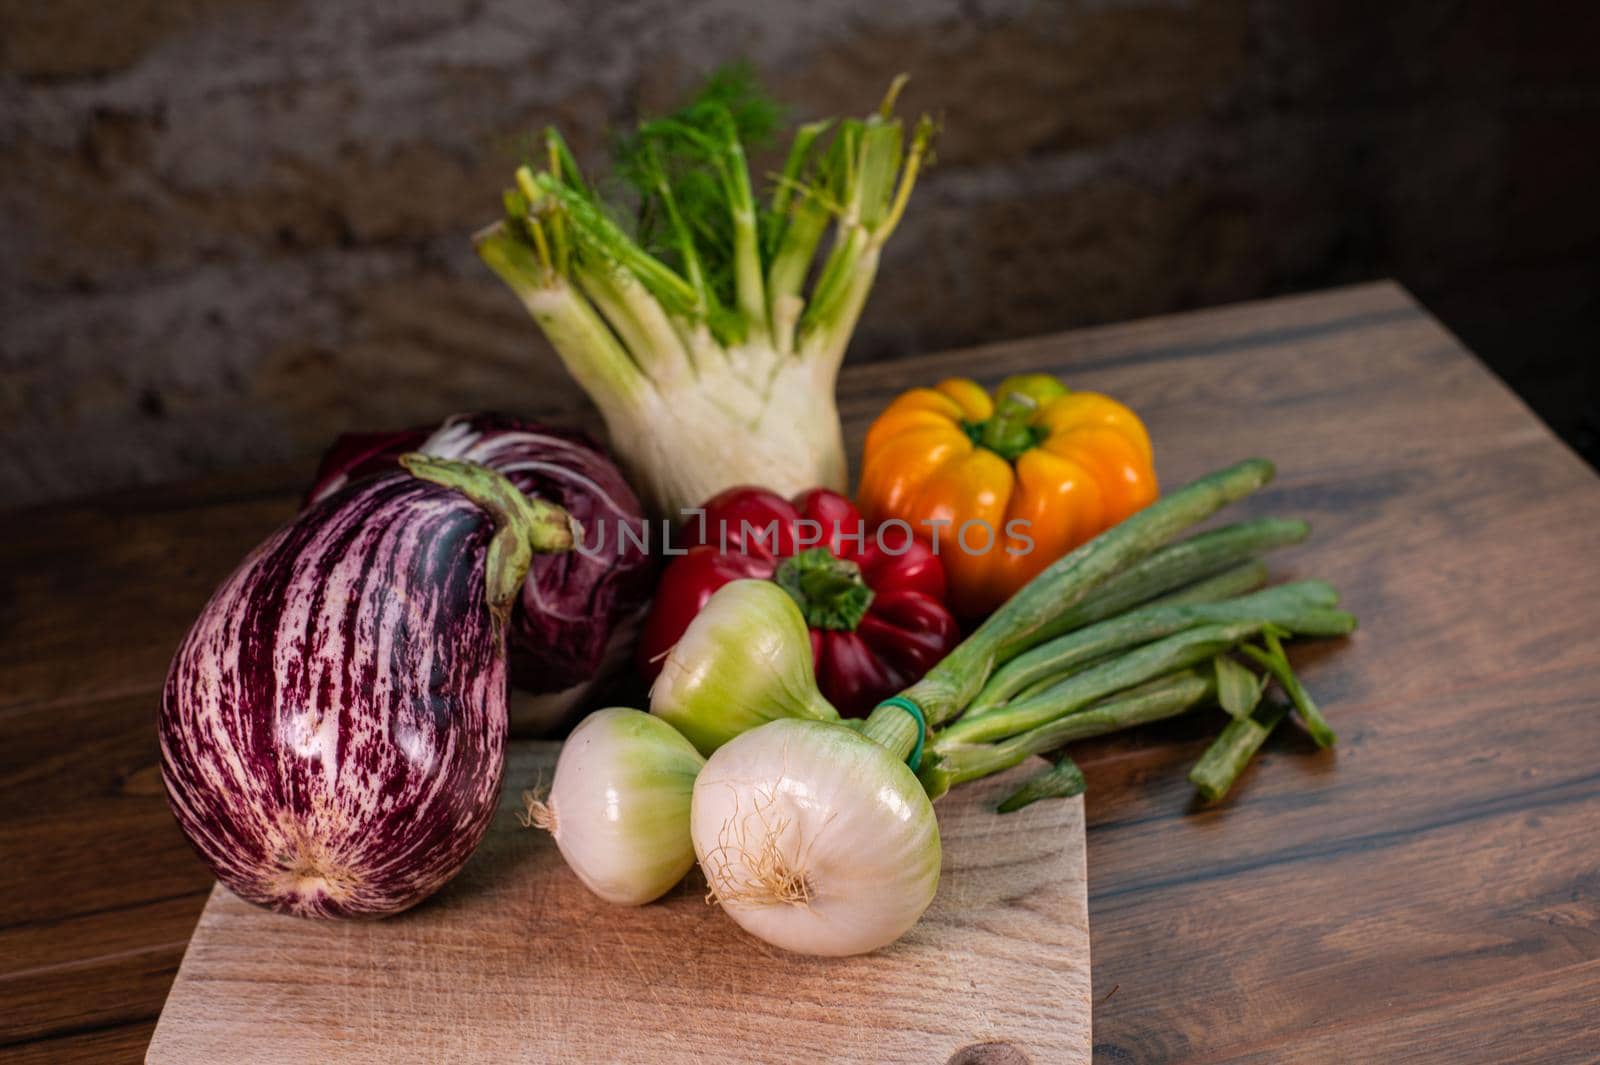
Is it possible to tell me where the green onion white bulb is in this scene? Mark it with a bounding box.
[530,707,704,905]
[691,718,942,956]
[650,580,839,756]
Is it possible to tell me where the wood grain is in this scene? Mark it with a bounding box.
[4,282,1599,1062]
[145,743,1092,1064]
[0,485,300,716]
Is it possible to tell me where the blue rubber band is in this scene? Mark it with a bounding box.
[876,695,927,772]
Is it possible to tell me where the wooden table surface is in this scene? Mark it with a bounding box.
[3,282,1598,1063]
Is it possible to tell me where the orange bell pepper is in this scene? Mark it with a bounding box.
[858,374,1158,617]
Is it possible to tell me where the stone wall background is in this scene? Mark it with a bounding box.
[3,0,1597,506]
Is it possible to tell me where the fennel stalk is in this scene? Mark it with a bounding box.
[478,69,934,516]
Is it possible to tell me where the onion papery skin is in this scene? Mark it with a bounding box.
[160,474,512,919]
[691,719,941,956]
[544,708,705,905]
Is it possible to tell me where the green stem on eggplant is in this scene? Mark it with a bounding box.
[899,459,1280,729]
[398,453,576,628]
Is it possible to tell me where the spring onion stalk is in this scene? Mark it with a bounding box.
[692,719,941,956]
[996,754,1087,814]
[974,561,1271,708]
[523,708,705,905]
[1008,669,1087,706]
[478,68,935,516]
[935,620,1268,747]
[897,459,1278,730]
[1241,631,1338,747]
[1027,517,1310,647]
[929,670,1217,793]
[1214,654,1267,719]
[981,560,1272,708]
[985,588,1352,713]
[1190,692,1291,801]
[1133,558,1272,610]
[650,580,839,756]
[1271,609,1360,638]
[968,578,1339,715]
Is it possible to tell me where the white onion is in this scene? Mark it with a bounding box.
[651,580,839,756]
[691,718,941,956]
[531,707,705,905]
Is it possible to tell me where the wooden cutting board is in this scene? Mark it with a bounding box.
[147,740,1090,1064]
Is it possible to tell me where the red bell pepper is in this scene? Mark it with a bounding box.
[638,486,961,717]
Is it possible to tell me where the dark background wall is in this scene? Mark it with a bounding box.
[3,0,1596,506]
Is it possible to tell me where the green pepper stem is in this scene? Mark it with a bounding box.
[978,392,1040,461]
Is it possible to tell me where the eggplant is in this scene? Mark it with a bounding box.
[306,414,654,732]
[159,456,573,918]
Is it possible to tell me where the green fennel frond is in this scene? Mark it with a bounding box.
[492,64,932,352]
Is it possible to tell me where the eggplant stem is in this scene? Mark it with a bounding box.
[400,453,576,629]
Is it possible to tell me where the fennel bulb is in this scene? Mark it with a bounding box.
[478,68,933,516]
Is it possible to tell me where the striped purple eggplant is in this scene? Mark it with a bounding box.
[307,413,653,732]
[160,456,573,918]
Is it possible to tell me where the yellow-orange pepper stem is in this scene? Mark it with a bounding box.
[857,376,1159,618]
